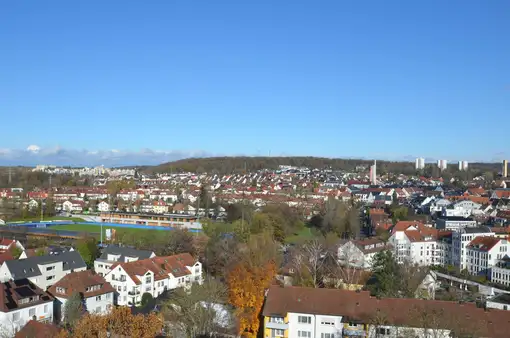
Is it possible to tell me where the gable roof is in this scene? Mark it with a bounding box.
[110,253,196,285]
[15,320,60,338]
[262,285,510,337]
[467,236,501,251]
[47,270,115,299]
[4,251,86,280]
[0,278,54,312]
[99,245,155,262]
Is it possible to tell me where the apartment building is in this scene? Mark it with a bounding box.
[465,236,509,276]
[94,245,155,277]
[99,211,201,230]
[0,279,54,336]
[103,253,202,307]
[0,251,87,290]
[262,285,510,338]
[491,258,510,287]
[337,238,391,269]
[389,222,450,266]
[48,270,115,320]
[435,216,477,231]
[451,226,493,270]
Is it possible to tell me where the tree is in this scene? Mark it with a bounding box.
[75,237,99,268]
[63,292,84,328]
[368,251,401,298]
[164,278,234,337]
[60,306,163,338]
[141,292,154,307]
[291,239,326,288]
[10,247,22,259]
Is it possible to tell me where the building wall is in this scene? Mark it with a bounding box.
[0,301,53,336]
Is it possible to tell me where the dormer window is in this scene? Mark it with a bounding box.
[56,287,66,294]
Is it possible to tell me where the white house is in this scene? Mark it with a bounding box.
[0,279,54,336]
[451,226,494,270]
[0,251,87,290]
[0,239,25,252]
[27,199,39,211]
[94,245,155,277]
[48,270,115,321]
[435,216,477,232]
[337,238,391,269]
[62,200,84,213]
[97,201,110,212]
[103,253,202,307]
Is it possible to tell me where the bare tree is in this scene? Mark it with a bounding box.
[291,239,326,288]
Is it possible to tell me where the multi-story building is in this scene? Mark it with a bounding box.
[48,270,115,320]
[458,160,468,171]
[503,160,508,178]
[0,251,87,290]
[388,222,451,266]
[451,226,493,270]
[437,159,447,171]
[262,285,510,338]
[491,259,510,287]
[465,236,509,276]
[415,158,425,170]
[337,238,391,269]
[103,253,202,307]
[435,216,477,232]
[94,245,155,277]
[0,279,54,336]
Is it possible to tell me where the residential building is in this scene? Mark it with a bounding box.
[0,251,87,290]
[20,246,74,260]
[152,200,169,214]
[48,270,115,320]
[486,294,510,311]
[97,201,110,212]
[503,160,508,178]
[103,253,202,307]
[262,285,510,338]
[14,320,60,338]
[62,200,84,213]
[451,226,494,270]
[415,157,425,170]
[98,211,201,230]
[0,239,24,252]
[458,160,468,171]
[0,279,54,336]
[491,259,510,287]
[369,161,377,185]
[465,236,508,276]
[94,245,156,277]
[435,216,477,231]
[437,159,447,171]
[337,238,391,269]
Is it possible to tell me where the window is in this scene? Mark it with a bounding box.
[46,266,54,271]
[12,312,20,322]
[56,287,66,294]
[321,334,333,338]
[96,306,101,313]
[46,275,55,281]
[298,331,311,338]
[145,276,151,283]
[96,295,102,301]
[272,329,285,337]
[123,286,127,291]
[376,328,390,335]
[29,308,36,317]
[44,304,48,313]
[269,317,284,323]
[298,316,311,324]
[105,293,111,299]
[321,319,334,325]
[117,286,122,292]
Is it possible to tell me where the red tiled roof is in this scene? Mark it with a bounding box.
[15,320,60,338]
[262,286,510,337]
[47,270,115,299]
[0,239,15,247]
[111,253,196,285]
[467,236,500,251]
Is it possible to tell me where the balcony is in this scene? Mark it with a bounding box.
[128,290,141,296]
[266,321,288,330]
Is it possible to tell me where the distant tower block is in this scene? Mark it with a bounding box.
[503,160,508,178]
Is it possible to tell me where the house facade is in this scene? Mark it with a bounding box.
[337,238,391,269]
[103,253,202,307]
[94,245,156,277]
[0,279,54,336]
[48,270,115,320]
[0,251,87,290]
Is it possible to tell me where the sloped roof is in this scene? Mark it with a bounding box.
[99,245,155,262]
[467,236,501,251]
[15,320,60,338]
[47,270,115,299]
[5,251,86,280]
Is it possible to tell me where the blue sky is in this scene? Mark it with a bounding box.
[1,0,509,165]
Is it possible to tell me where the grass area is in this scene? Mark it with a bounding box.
[285,225,321,244]
[6,216,87,223]
[49,223,164,238]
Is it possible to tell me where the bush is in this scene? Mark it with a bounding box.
[140,292,154,307]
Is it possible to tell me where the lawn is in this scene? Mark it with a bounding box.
[7,216,87,223]
[285,225,321,244]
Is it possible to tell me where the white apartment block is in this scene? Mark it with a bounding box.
[451,227,493,270]
[94,245,156,277]
[0,251,87,290]
[435,216,477,232]
[103,253,202,307]
[466,236,509,276]
[0,279,54,336]
[491,260,510,287]
[48,270,115,321]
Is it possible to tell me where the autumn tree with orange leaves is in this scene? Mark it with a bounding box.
[226,232,280,338]
[56,306,162,338]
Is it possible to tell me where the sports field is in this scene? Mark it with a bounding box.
[49,223,166,237]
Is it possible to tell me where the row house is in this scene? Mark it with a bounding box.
[27,191,48,200]
[465,236,509,276]
[103,253,202,307]
[262,285,510,338]
[48,270,115,319]
[0,251,87,290]
[0,279,54,336]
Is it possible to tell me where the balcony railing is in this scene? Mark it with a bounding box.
[128,290,141,295]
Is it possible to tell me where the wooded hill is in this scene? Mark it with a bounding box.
[143,156,501,175]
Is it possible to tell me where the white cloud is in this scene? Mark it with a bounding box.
[26,145,40,153]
